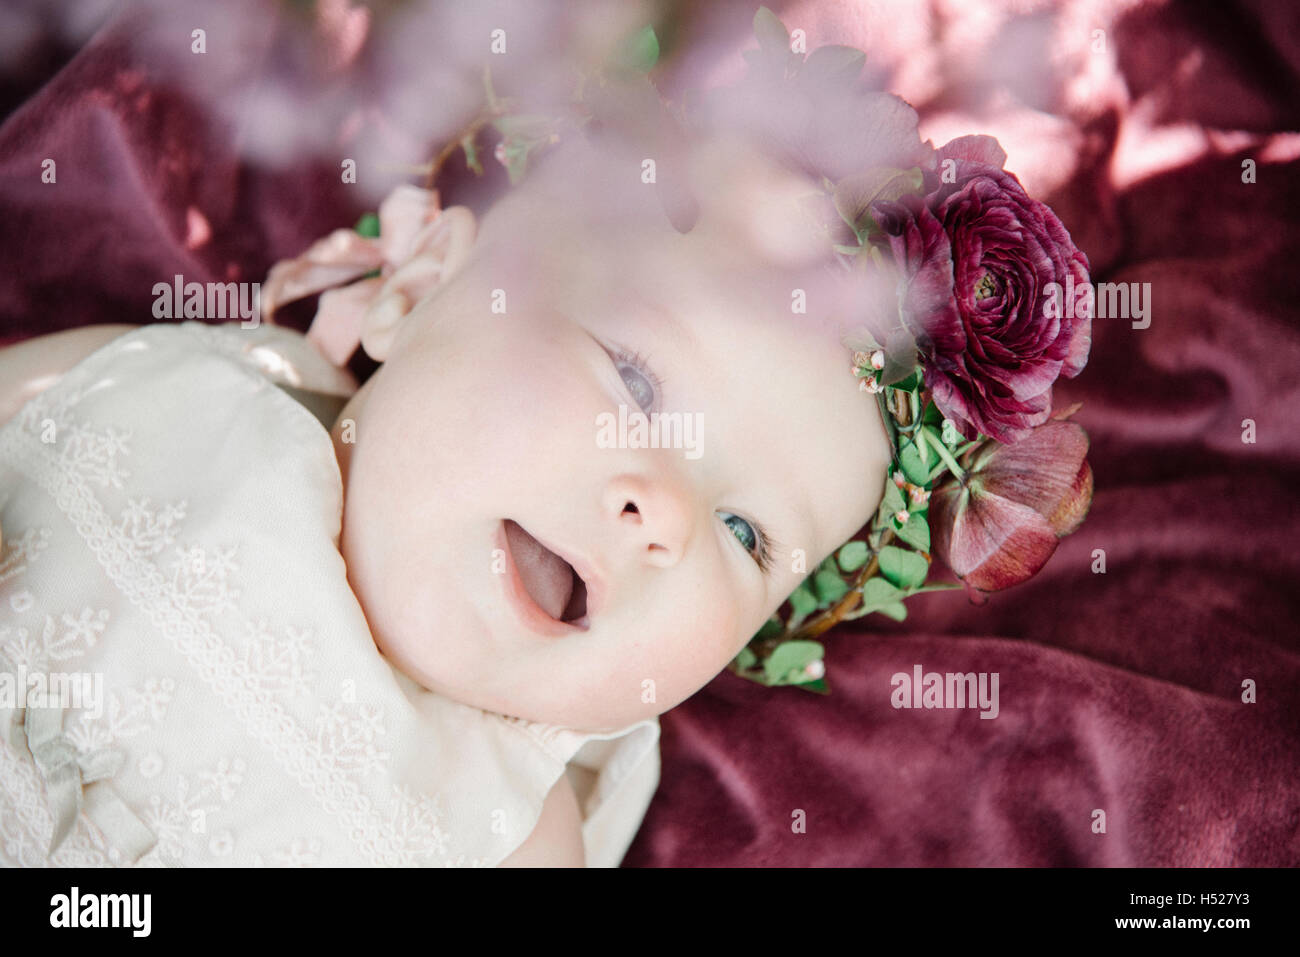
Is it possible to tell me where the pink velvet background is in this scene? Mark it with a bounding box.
[1,0,1297,865]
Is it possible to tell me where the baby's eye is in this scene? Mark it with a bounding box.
[589,332,664,413]
[719,511,757,552]
[718,511,775,574]
[605,345,663,413]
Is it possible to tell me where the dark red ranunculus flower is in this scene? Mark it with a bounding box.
[871,136,1092,443]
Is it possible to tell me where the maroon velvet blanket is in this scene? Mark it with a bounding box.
[2,0,1297,866]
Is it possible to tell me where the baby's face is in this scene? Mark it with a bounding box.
[331,172,891,732]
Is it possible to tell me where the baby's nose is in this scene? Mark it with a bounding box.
[602,471,695,568]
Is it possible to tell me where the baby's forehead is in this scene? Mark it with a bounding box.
[465,133,881,355]
[463,214,863,396]
[477,129,826,270]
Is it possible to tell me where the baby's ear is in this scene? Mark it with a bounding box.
[359,205,478,362]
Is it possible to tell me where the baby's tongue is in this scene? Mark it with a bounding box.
[504,520,574,621]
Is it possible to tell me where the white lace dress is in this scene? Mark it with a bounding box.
[0,321,660,867]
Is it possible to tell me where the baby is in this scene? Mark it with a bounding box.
[0,130,892,867]
[333,135,890,730]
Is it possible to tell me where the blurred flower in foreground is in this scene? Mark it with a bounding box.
[929,409,1093,593]
[262,184,476,365]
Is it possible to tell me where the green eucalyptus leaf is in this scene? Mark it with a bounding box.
[789,583,819,619]
[755,617,783,641]
[882,478,907,516]
[800,44,865,84]
[878,545,929,589]
[354,212,380,238]
[843,328,882,353]
[734,647,758,671]
[614,24,659,72]
[898,440,929,487]
[876,601,908,621]
[894,512,931,552]
[797,677,830,695]
[836,540,870,572]
[505,155,529,185]
[762,640,824,685]
[461,135,483,176]
[834,167,925,241]
[491,113,555,141]
[496,136,547,186]
[813,569,849,604]
[860,576,903,608]
[892,370,920,392]
[844,577,905,620]
[753,6,790,55]
[879,330,920,386]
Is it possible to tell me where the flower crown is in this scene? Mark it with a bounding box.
[721,10,1093,694]
[265,7,1094,696]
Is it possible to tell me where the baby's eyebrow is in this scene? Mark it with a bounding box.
[639,298,698,354]
[775,496,819,574]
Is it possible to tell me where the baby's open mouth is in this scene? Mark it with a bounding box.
[503,519,589,625]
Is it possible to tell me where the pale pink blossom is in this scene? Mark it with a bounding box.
[262,184,476,366]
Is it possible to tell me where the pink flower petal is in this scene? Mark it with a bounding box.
[262,228,384,321]
[970,421,1092,535]
[930,416,1095,591]
[315,0,370,72]
[184,205,212,250]
[404,204,477,278]
[1049,460,1093,538]
[931,484,1060,592]
[307,276,384,366]
[378,184,444,266]
[936,135,1008,170]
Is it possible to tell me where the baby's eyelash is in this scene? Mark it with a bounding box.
[723,511,780,575]
[750,519,778,574]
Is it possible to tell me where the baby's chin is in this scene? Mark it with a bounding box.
[465,656,671,732]
[445,676,658,733]
[369,614,657,733]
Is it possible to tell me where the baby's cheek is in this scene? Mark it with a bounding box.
[641,592,747,706]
